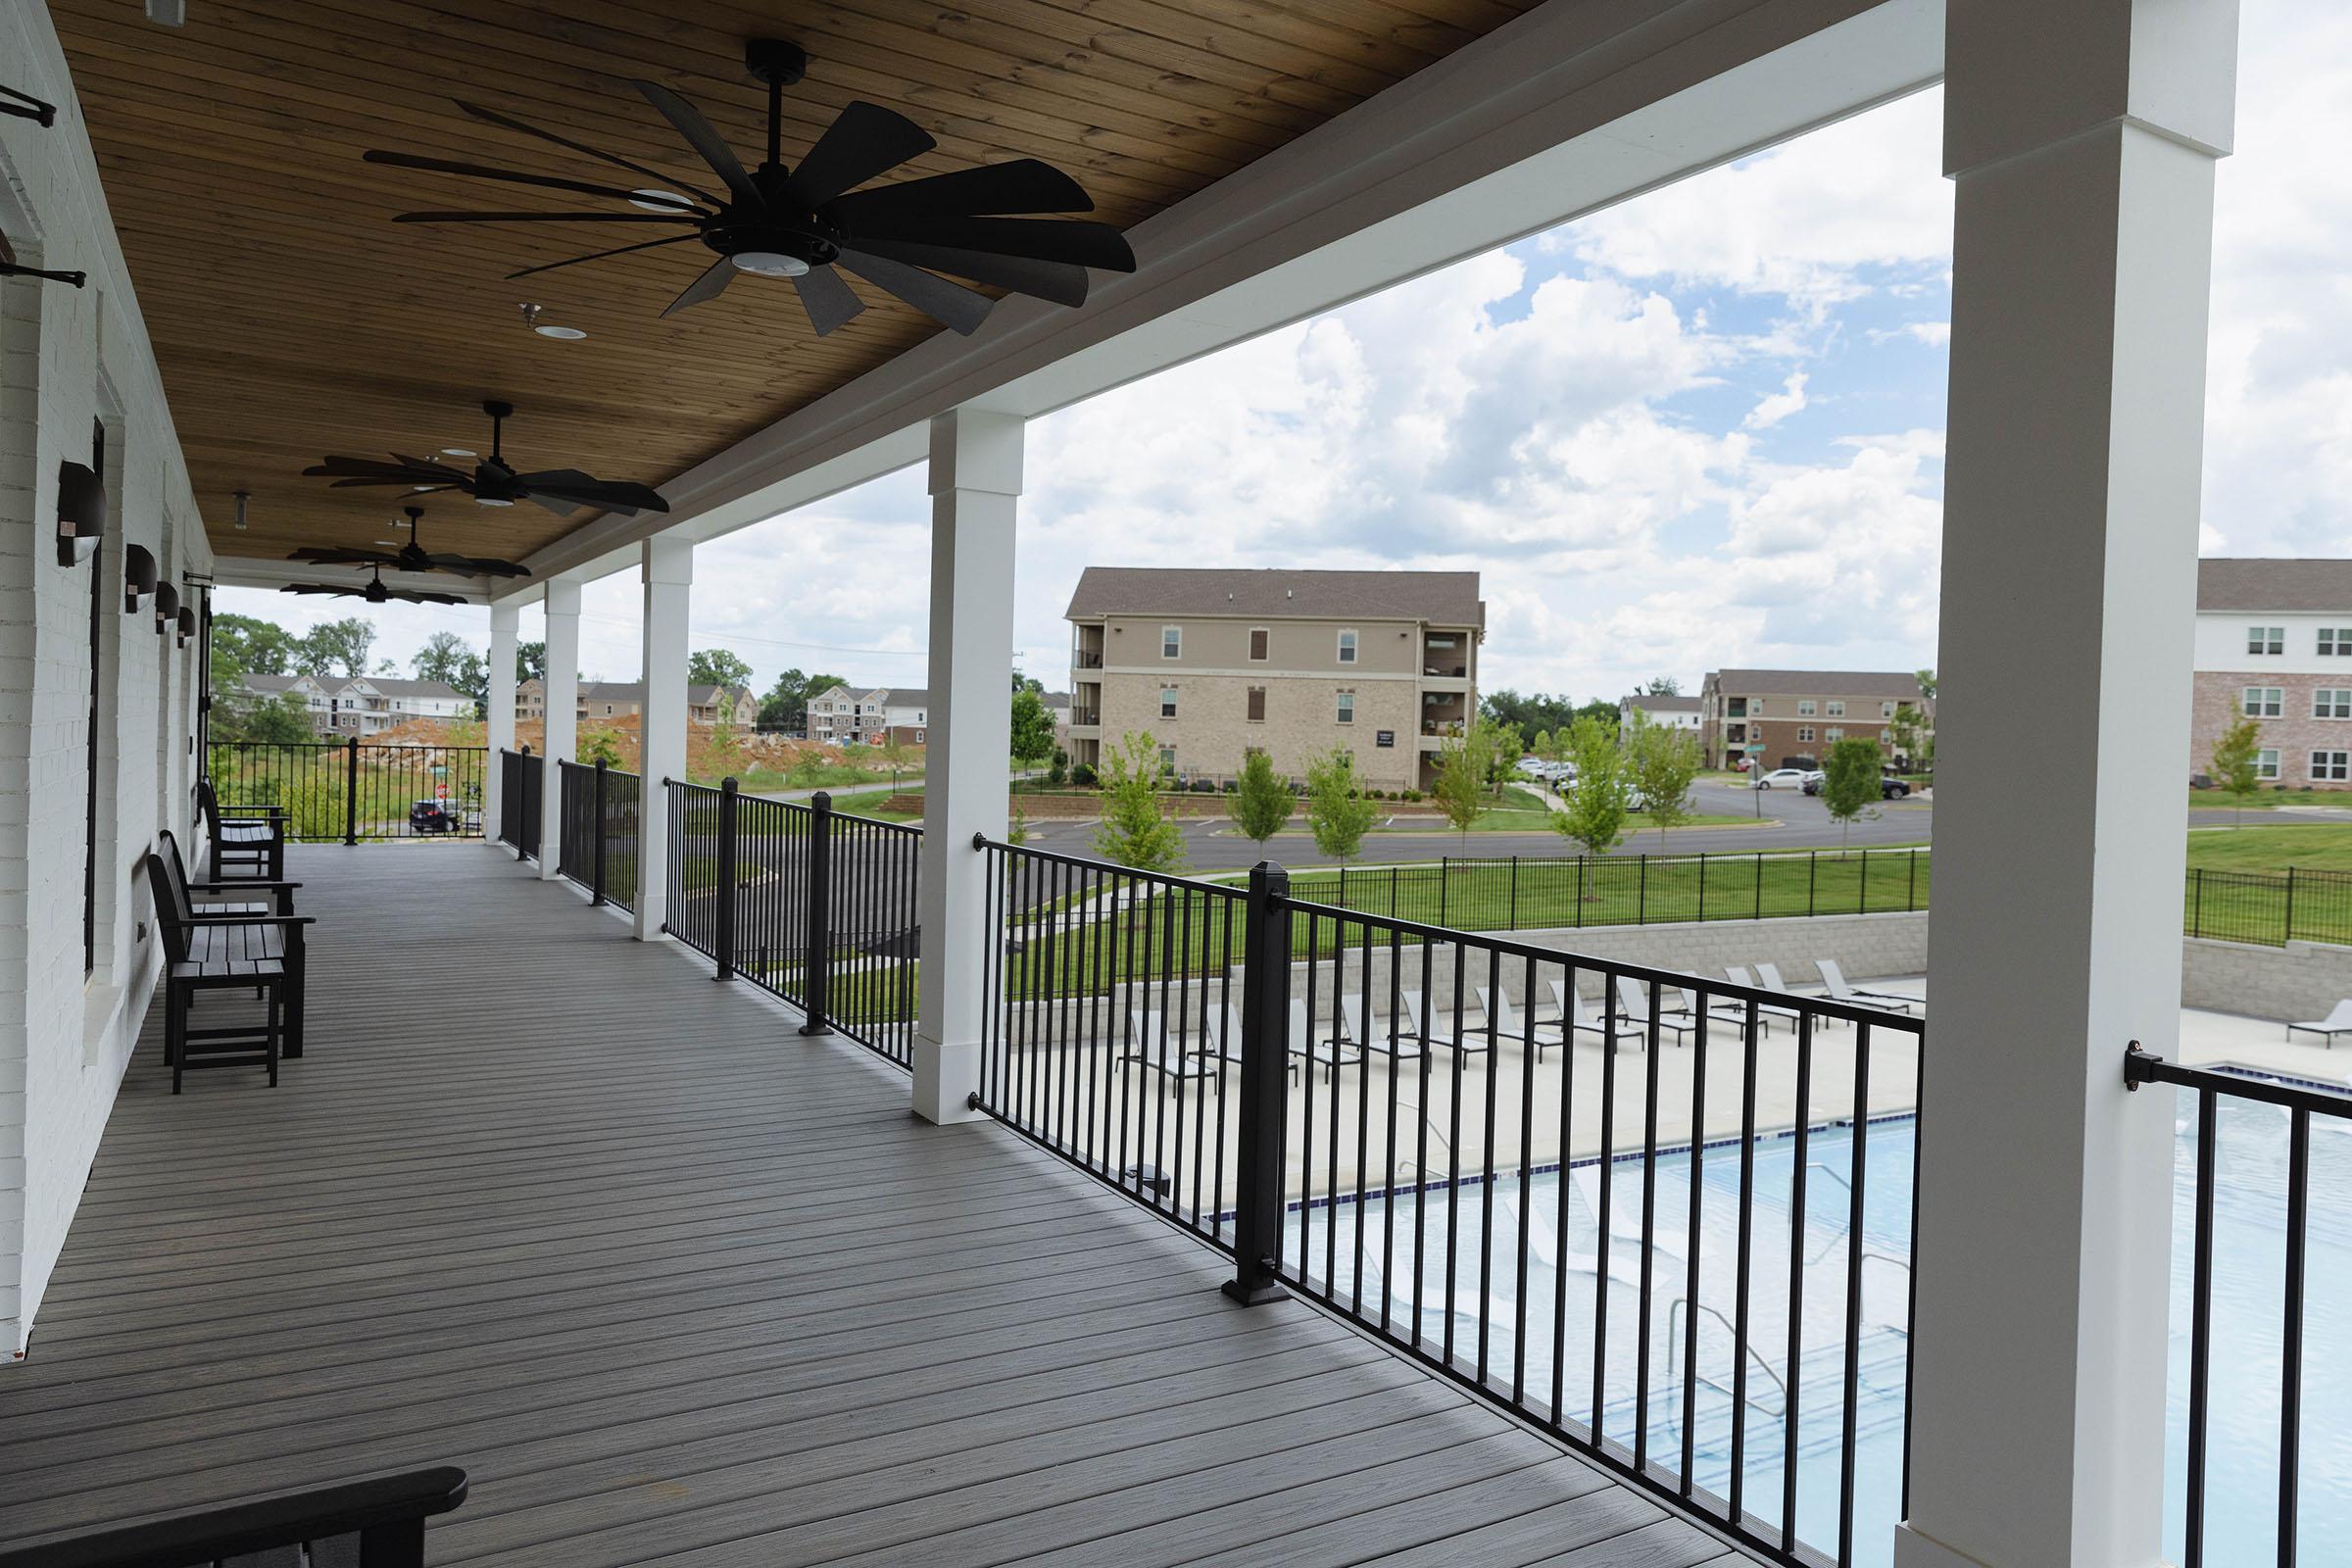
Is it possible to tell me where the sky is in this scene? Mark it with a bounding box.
[220,0,2352,709]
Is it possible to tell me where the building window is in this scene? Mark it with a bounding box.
[1158,746,1176,775]
[1249,627,1269,662]
[1161,625,1182,660]
[1824,728,1844,743]
[2322,629,2352,657]
[1796,701,1816,716]
[1826,700,1845,717]
[1882,701,1896,718]
[1796,726,1815,743]
[1337,692,1355,724]
[914,729,925,743]
[2320,690,2352,720]
[1160,686,1178,719]
[1247,687,1266,722]
[1880,729,1893,744]
[2249,625,2285,656]
[2258,749,2282,780]
[2313,751,2349,783]
[1337,628,1358,664]
[1727,698,1746,718]
[2243,686,2284,718]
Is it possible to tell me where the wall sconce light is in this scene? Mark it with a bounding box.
[175,606,196,648]
[56,460,105,566]
[154,582,180,636]
[122,543,157,612]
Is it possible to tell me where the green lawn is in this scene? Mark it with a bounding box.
[2189,787,2352,812]
[2185,823,2352,874]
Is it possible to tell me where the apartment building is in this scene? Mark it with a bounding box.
[516,679,756,728]
[808,685,929,747]
[244,673,471,735]
[1618,691,1704,736]
[1063,567,1484,792]
[1697,669,1931,769]
[2192,558,2352,787]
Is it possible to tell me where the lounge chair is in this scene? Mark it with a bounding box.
[2287,1000,2352,1048]
[1397,990,1492,1065]
[1659,975,1770,1037]
[1615,975,1693,1047]
[1542,978,1617,1056]
[1289,998,1363,1081]
[1727,965,1806,1029]
[1191,1003,1305,1084]
[1817,958,1922,1016]
[1475,985,1563,1054]
[1117,1009,1220,1091]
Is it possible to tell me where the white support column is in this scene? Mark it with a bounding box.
[913,408,1022,1124]
[539,578,580,881]
[485,598,518,845]
[1897,6,2236,1568]
[636,537,692,939]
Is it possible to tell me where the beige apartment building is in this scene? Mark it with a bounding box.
[1063,567,1484,793]
[516,679,757,728]
[1697,668,1933,770]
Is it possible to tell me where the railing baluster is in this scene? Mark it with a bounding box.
[1783,1010,1815,1552]
[2281,1105,2310,1568]
[2186,1086,2217,1568]
[1838,1019,1873,1568]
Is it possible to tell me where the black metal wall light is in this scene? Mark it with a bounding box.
[56,460,105,566]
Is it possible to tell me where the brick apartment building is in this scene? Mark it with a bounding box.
[1697,669,1932,770]
[516,679,756,728]
[1063,567,1484,793]
[2192,558,2352,787]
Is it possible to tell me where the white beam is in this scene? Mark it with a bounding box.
[539,578,579,882]
[912,409,1021,1124]
[1896,3,2236,1566]
[510,0,1940,592]
[635,537,691,939]
[485,599,517,845]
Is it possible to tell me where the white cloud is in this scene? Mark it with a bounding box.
[1744,370,1810,430]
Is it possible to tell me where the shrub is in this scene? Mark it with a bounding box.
[1071,762,1098,787]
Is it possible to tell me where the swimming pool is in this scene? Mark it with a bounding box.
[1277,1087,2352,1567]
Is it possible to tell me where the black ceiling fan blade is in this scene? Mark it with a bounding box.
[785,100,937,209]
[362,150,704,213]
[281,584,360,597]
[388,587,467,606]
[844,216,1136,272]
[826,160,1091,224]
[661,256,736,318]
[793,267,865,337]
[525,491,580,517]
[632,80,764,211]
[307,456,437,476]
[426,552,532,578]
[455,99,723,208]
[286,547,398,566]
[835,252,992,336]
[389,454,471,482]
[517,470,669,514]
[506,233,704,281]
[842,240,1087,307]
[393,211,702,224]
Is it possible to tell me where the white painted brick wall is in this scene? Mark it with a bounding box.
[0,5,212,1360]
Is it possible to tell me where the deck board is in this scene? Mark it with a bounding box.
[0,845,1748,1565]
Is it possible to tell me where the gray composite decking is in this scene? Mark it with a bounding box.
[0,845,1750,1567]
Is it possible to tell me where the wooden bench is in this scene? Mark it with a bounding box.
[147,849,313,1092]
[196,776,289,881]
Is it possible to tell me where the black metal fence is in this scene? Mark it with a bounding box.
[970,837,1928,1568]
[662,779,923,1067]
[556,760,642,913]
[206,740,485,842]
[2187,866,2352,949]
[500,749,542,861]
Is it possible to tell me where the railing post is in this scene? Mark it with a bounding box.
[2284,864,2296,944]
[713,777,739,982]
[343,735,361,846]
[591,759,609,906]
[1440,859,1449,927]
[801,791,833,1036]
[1223,859,1293,1306]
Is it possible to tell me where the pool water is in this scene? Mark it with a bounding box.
[1276,1090,2352,1567]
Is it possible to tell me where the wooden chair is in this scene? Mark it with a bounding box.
[146,850,313,1091]
[195,777,288,881]
[159,828,300,919]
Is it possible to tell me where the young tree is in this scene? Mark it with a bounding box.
[877,733,915,788]
[1627,711,1702,848]
[412,631,487,712]
[579,727,626,768]
[1820,736,1884,850]
[1477,718,1518,795]
[1092,731,1188,872]
[688,648,755,691]
[1641,675,1684,697]
[1914,667,1938,701]
[1550,715,1631,863]
[1227,749,1296,845]
[1008,686,1057,769]
[2209,698,2264,827]
[1304,748,1380,862]
[1529,727,1552,762]
[292,616,374,678]
[702,722,745,784]
[237,694,317,746]
[1430,725,1490,843]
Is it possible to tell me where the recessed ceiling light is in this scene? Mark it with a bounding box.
[411,484,436,492]
[440,447,476,458]
[374,539,401,547]
[730,251,809,278]
[476,496,514,508]
[533,323,589,340]
[628,188,692,212]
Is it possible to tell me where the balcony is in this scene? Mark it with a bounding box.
[1071,650,1104,670]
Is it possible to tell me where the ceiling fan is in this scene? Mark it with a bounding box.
[281,564,466,607]
[365,37,1137,338]
[287,506,532,581]
[304,401,667,516]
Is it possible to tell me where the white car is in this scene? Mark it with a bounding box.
[1514,756,1550,778]
[1751,767,1810,790]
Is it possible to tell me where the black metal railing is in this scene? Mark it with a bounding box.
[206,740,485,842]
[602,765,641,914]
[2187,865,2352,948]
[502,748,542,861]
[970,838,1928,1568]
[662,778,922,1066]
[556,760,642,911]
[2125,1047,2352,1568]
[0,1465,468,1568]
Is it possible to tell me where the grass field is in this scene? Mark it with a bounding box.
[2185,823,2352,873]
[2188,787,2352,812]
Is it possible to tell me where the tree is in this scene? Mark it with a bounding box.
[1227,750,1295,845]
[1481,688,1578,737]
[580,727,626,768]
[1529,727,1552,762]
[1914,668,1937,701]
[1430,723,1493,843]
[1626,711,1701,849]
[877,733,916,788]
[1550,715,1631,862]
[1641,675,1684,696]
[292,616,374,678]
[213,612,294,677]
[757,668,847,731]
[1478,718,1520,794]
[1092,732,1187,872]
[1304,748,1380,862]
[702,721,746,784]
[688,648,755,692]
[1886,701,1930,772]
[1572,696,1619,729]
[413,631,487,713]
[1011,669,1045,695]
[238,694,317,746]
[2210,699,2264,827]
[515,640,547,685]
[1008,687,1056,768]
[1821,737,1884,849]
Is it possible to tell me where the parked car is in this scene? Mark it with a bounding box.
[1801,773,1914,799]
[409,799,457,833]
[1751,767,1809,790]
[1515,756,1549,779]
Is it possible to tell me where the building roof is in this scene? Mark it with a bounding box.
[244,672,462,701]
[243,673,312,693]
[1707,669,1926,699]
[1041,690,1071,710]
[2196,558,2352,613]
[1065,567,1485,626]
[353,676,466,700]
[813,684,928,710]
[572,681,752,707]
[1621,692,1702,712]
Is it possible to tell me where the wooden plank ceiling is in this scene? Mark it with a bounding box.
[48,0,1535,572]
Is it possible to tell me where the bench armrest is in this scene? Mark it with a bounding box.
[189,878,302,893]
[218,802,291,820]
[186,913,317,928]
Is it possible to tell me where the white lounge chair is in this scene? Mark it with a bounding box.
[1475,985,1563,1052]
[2288,999,2352,1048]
[1816,958,1921,1016]
[1193,1002,1302,1084]
[1616,975,1693,1047]
[1398,990,1492,1065]
[1117,1009,1220,1091]
[1724,965,1805,1029]
[1289,997,1364,1081]
[1543,978,1619,1056]
[1660,975,1771,1037]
